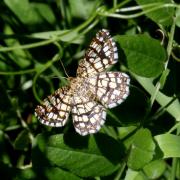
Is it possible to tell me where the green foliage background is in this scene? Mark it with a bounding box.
[0,0,180,179]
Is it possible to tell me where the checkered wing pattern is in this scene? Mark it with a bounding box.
[77,29,118,78]
[87,72,130,108]
[35,29,130,136]
[71,95,106,136]
[35,87,72,127]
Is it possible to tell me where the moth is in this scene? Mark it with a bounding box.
[35,29,130,136]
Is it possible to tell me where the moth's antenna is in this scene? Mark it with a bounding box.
[52,41,70,78]
[59,58,69,78]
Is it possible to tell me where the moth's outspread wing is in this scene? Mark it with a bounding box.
[87,72,130,108]
[35,87,72,127]
[77,29,118,78]
[35,29,130,136]
[71,95,106,136]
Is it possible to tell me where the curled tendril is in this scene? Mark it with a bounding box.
[172,45,180,62]
[155,29,166,46]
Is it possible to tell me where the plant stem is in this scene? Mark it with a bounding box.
[170,153,178,180]
[99,3,177,19]
[150,16,176,107]
[33,53,61,102]
[114,161,126,180]
[0,68,35,75]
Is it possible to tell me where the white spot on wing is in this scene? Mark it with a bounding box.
[103,46,109,52]
[114,53,118,59]
[48,112,53,119]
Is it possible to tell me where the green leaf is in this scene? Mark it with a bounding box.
[124,169,141,180]
[5,0,38,25]
[14,129,30,151]
[0,166,81,180]
[176,161,180,179]
[0,131,11,165]
[31,3,56,25]
[14,168,36,180]
[136,0,174,26]
[175,7,180,28]
[159,69,170,89]
[30,30,83,44]
[116,34,166,77]
[32,167,82,180]
[68,0,99,19]
[0,165,36,180]
[3,25,31,68]
[43,167,82,180]
[127,129,156,170]
[119,126,138,150]
[155,134,180,158]
[4,0,55,25]
[32,133,123,177]
[134,75,180,120]
[143,160,166,179]
[119,126,137,140]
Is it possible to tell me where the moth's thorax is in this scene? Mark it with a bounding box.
[68,77,87,94]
